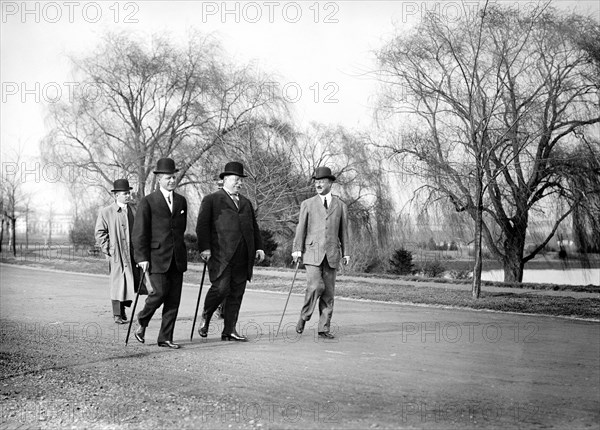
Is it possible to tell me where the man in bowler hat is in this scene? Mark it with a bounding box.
[292,167,349,339]
[196,161,265,342]
[132,158,188,349]
[95,179,140,324]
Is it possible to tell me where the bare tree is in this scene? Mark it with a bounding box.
[376,3,600,295]
[1,147,29,256]
[42,31,286,197]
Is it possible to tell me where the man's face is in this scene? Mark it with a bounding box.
[158,173,177,191]
[114,191,131,205]
[223,175,243,194]
[314,178,332,195]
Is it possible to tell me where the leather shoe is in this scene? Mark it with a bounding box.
[114,316,126,324]
[134,326,145,343]
[158,340,181,349]
[296,318,306,334]
[221,331,247,342]
[198,316,209,338]
[120,313,128,322]
[318,332,335,339]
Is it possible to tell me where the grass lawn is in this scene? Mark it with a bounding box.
[2,249,598,320]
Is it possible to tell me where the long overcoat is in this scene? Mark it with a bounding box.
[95,203,136,302]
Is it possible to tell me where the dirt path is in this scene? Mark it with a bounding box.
[1,264,599,429]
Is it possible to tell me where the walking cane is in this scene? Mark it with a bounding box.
[276,260,301,338]
[125,266,146,345]
[190,262,207,341]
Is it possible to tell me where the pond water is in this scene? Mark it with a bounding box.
[481,268,600,286]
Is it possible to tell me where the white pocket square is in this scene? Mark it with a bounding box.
[180,210,185,214]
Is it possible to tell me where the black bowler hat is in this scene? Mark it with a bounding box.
[111,179,133,193]
[153,157,179,174]
[219,161,247,179]
[312,166,336,181]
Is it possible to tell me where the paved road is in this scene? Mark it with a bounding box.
[1,264,599,429]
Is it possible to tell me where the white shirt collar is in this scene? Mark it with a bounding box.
[319,192,332,203]
[159,187,173,199]
[116,202,128,210]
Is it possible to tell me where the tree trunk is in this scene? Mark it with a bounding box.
[9,217,16,256]
[471,175,483,299]
[503,234,526,283]
[0,216,4,253]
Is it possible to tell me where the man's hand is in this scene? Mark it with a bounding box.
[143,270,155,295]
[200,250,211,262]
[104,253,111,260]
[138,261,149,272]
[291,251,302,263]
[342,256,350,265]
[255,249,265,263]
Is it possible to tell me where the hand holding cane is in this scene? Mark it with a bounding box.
[125,265,147,345]
[276,259,301,338]
[190,262,208,341]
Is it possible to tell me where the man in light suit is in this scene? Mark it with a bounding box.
[292,167,350,339]
[196,161,265,342]
[132,158,188,349]
[95,179,140,324]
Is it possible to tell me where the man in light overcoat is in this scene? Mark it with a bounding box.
[95,179,140,324]
[292,166,350,339]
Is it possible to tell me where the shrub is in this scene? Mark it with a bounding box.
[257,229,279,267]
[389,248,414,275]
[184,233,202,263]
[69,218,95,250]
[417,259,446,278]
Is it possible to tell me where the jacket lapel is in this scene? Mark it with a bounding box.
[220,189,239,212]
[325,196,337,219]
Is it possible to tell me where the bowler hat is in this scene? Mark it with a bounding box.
[153,158,179,174]
[111,179,133,193]
[312,166,336,181]
[219,161,247,179]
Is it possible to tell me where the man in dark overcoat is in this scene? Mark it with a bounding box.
[132,158,188,349]
[195,161,264,342]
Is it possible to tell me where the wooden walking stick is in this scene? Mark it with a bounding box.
[190,262,208,341]
[125,266,147,345]
[276,260,301,338]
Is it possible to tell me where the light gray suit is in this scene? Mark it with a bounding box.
[292,194,349,333]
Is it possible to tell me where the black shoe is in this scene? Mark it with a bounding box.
[158,340,181,349]
[114,316,126,324]
[121,313,128,322]
[221,331,247,342]
[134,326,145,343]
[198,316,209,338]
[296,318,306,334]
[318,332,335,339]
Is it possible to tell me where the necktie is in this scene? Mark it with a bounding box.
[231,193,239,208]
[167,194,172,212]
[324,197,328,209]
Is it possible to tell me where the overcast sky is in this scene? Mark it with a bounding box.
[1,0,598,212]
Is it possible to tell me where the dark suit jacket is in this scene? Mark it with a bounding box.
[132,190,188,274]
[196,189,263,281]
[292,194,349,268]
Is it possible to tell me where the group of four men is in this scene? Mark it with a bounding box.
[95,158,349,349]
